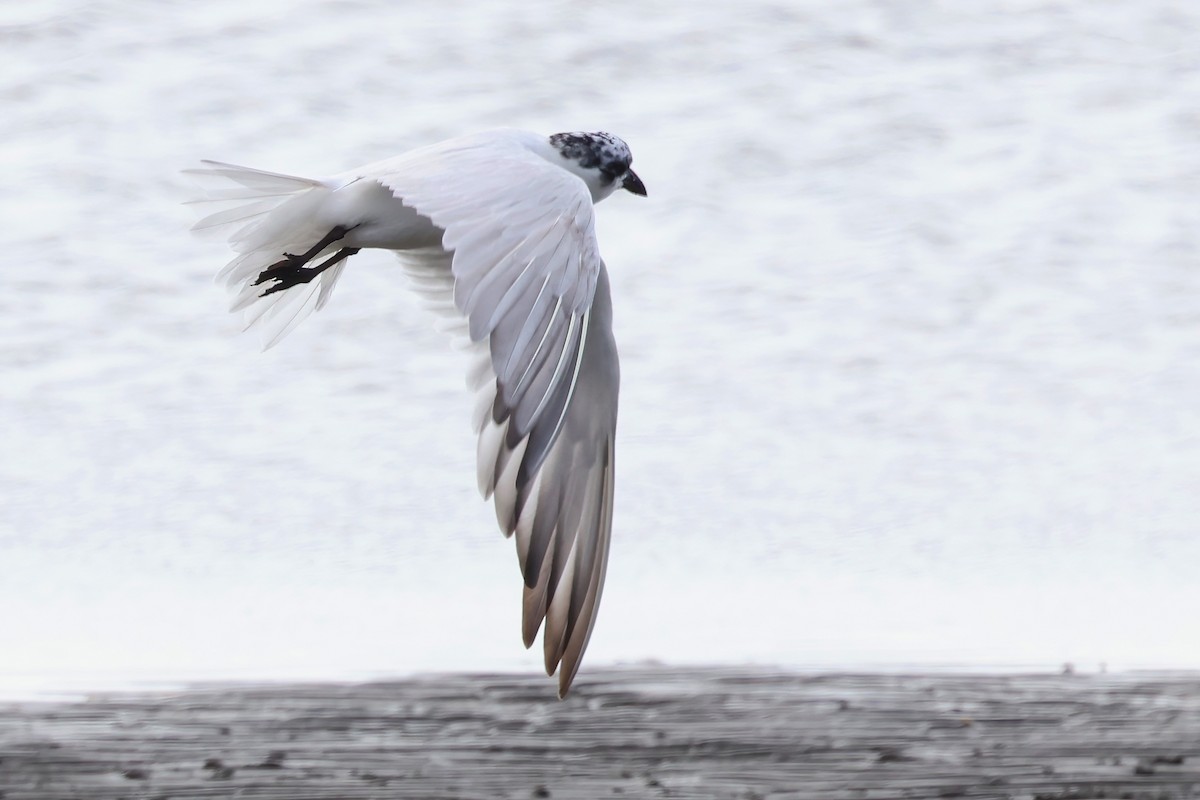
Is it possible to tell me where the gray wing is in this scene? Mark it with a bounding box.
[375,135,618,696]
[482,264,618,697]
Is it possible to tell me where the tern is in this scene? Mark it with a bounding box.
[186,129,645,696]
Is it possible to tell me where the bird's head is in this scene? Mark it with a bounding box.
[549,131,646,203]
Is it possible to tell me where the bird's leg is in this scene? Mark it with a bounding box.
[258,245,362,296]
[253,225,358,292]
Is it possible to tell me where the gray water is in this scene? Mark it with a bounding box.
[2,0,1198,696]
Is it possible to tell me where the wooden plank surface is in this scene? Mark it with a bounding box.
[1,667,1197,799]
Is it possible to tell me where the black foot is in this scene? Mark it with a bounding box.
[257,246,362,296]
[249,225,360,297]
[254,255,312,294]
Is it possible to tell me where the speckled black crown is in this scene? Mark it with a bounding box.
[549,131,633,182]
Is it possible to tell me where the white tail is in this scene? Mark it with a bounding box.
[184,160,349,349]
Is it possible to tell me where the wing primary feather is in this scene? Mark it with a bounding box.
[491,311,572,427]
[521,523,554,646]
[466,234,557,340]
[499,299,566,411]
[498,275,557,386]
[522,450,569,591]
[486,220,575,365]
[564,458,606,641]
[514,311,580,431]
[511,308,590,468]
[556,437,615,697]
[476,415,504,498]
[458,216,560,325]
[490,431,528,534]
[483,255,547,340]
[454,222,540,314]
[542,541,578,674]
[515,319,584,473]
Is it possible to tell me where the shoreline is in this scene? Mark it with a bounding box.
[2,666,1198,799]
[5,659,1190,702]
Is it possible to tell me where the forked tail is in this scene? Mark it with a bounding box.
[184,160,353,348]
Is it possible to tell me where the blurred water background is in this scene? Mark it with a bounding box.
[2,0,1198,698]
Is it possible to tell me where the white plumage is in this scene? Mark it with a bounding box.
[185,128,644,696]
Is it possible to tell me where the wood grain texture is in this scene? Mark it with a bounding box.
[1,668,1197,799]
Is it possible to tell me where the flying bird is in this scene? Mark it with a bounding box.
[185,129,645,697]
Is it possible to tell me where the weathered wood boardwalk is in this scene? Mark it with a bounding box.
[1,667,1197,799]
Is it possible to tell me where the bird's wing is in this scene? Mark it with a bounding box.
[371,135,619,696]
